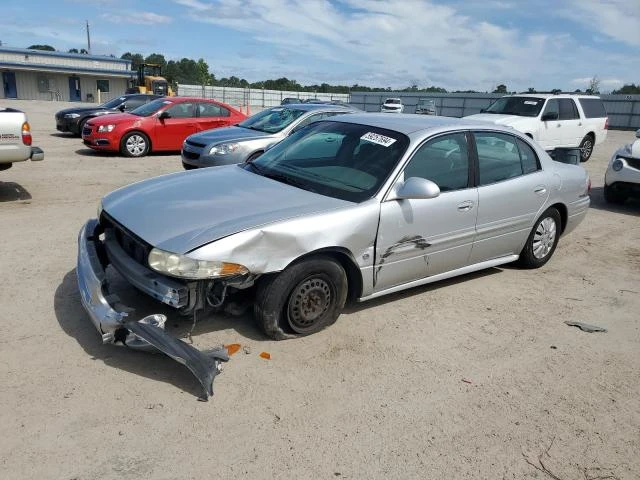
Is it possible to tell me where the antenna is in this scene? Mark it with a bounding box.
[86,20,91,54]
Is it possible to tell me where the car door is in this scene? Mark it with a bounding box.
[374,132,478,292]
[557,98,583,147]
[469,131,547,263]
[154,102,197,150]
[196,102,231,131]
[537,99,561,148]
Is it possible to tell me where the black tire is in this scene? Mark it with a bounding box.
[579,134,595,162]
[604,184,627,205]
[76,117,89,137]
[120,131,150,157]
[254,256,348,339]
[518,208,561,269]
[182,161,197,170]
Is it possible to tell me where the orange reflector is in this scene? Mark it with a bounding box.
[225,343,241,355]
[259,352,271,360]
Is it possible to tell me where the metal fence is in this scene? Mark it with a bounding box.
[177,84,350,110]
[349,92,640,129]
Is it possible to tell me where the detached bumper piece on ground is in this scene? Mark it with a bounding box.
[76,219,229,400]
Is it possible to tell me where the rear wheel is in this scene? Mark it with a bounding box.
[518,208,561,268]
[579,134,594,162]
[604,184,627,204]
[121,132,150,157]
[254,256,347,339]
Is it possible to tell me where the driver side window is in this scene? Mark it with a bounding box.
[403,133,470,192]
[165,102,195,118]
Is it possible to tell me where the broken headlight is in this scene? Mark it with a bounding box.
[148,248,249,279]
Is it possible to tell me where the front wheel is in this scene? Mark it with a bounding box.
[518,208,561,268]
[254,256,347,339]
[579,134,594,162]
[121,132,150,157]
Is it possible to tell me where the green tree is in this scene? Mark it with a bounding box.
[612,83,640,94]
[196,58,211,87]
[493,84,508,94]
[68,48,79,53]
[27,44,55,51]
[120,52,144,72]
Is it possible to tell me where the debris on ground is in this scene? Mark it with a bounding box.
[225,343,241,355]
[564,321,608,333]
[259,352,271,360]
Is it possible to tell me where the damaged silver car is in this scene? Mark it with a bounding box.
[77,114,590,354]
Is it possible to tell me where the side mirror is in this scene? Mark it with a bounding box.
[635,128,640,138]
[480,108,486,113]
[158,111,170,120]
[541,111,559,121]
[117,104,126,112]
[392,177,440,200]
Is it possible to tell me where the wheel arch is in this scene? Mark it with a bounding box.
[286,247,363,302]
[121,129,153,153]
[547,202,567,234]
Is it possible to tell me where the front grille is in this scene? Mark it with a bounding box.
[101,213,151,266]
[185,139,206,148]
[82,126,92,136]
[183,150,200,160]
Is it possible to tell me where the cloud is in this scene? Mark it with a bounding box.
[567,0,640,47]
[100,12,172,25]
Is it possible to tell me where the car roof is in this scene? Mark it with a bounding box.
[269,103,355,112]
[507,93,601,99]
[328,113,518,135]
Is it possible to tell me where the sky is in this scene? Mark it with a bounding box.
[1,0,638,92]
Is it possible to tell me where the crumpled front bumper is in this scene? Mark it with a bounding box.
[76,219,229,399]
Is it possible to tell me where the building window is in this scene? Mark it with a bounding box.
[96,79,110,92]
[37,76,49,93]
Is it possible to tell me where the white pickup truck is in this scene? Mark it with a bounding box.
[0,107,44,171]
[464,94,608,162]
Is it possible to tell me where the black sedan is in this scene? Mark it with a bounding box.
[55,94,163,136]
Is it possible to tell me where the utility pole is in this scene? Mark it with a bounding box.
[86,20,91,54]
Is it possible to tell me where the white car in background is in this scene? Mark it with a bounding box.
[381,98,404,113]
[464,94,608,162]
[604,129,640,204]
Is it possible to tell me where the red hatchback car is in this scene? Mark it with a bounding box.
[82,97,246,157]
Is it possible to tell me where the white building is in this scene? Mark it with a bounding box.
[0,46,134,103]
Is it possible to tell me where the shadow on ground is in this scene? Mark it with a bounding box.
[589,187,640,217]
[0,181,32,202]
[54,268,265,398]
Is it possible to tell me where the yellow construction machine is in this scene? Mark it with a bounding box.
[126,63,174,96]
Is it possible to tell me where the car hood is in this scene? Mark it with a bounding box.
[187,125,274,145]
[101,165,351,254]
[464,113,533,126]
[87,112,137,125]
[56,107,113,116]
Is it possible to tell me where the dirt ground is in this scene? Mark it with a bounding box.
[1,99,638,480]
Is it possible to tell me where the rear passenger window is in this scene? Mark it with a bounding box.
[579,98,607,118]
[475,132,523,185]
[403,133,470,191]
[559,99,579,120]
[516,138,540,174]
[198,103,230,117]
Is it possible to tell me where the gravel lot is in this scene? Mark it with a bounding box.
[1,100,638,479]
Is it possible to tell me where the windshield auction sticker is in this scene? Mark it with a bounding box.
[361,132,397,147]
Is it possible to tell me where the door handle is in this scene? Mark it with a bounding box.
[457,201,474,211]
[534,186,547,195]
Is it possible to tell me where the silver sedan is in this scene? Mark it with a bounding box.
[181,103,356,169]
[78,114,590,348]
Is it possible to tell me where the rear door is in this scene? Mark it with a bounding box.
[374,132,478,292]
[154,102,197,150]
[469,131,547,263]
[195,102,231,131]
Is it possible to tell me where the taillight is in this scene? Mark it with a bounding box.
[604,117,609,130]
[21,122,32,146]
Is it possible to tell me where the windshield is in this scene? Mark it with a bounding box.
[130,99,172,117]
[386,99,401,104]
[243,121,409,202]
[237,107,306,133]
[484,96,544,117]
[100,97,126,109]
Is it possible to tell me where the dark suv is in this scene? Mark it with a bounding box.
[55,94,163,136]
